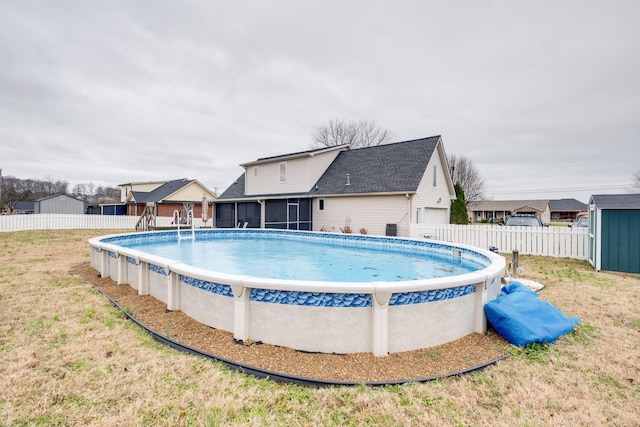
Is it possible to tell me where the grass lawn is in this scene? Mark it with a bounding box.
[1,229,639,426]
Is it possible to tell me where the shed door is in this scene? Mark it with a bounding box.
[424,208,448,224]
[601,209,640,274]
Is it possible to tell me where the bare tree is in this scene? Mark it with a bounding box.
[311,119,394,149]
[72,184,87,198]
[633,170,640,192]
[447,154,486,202]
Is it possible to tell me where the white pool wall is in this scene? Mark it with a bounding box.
[89,229,505,356]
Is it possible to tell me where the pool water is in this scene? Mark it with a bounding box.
[123,236,485,282]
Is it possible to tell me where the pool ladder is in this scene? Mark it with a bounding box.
[173,209,195,241]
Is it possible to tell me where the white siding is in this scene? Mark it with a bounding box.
[411,142,454,224]
[245,150,342,196]
[312,195,410,236]
[165,182,216,201]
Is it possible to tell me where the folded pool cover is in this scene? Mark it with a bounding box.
[484,282,580,346]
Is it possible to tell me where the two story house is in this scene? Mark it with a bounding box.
[215,136,456,236]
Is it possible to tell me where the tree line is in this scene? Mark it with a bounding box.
[0,175,120,208]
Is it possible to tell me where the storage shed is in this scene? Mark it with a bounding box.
[589,193,640,274]
[35,194,86,215]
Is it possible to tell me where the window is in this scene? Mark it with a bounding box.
[279,162,287,183]
[318,199,325,211]
[433,165,437,187]
[253,166,258,178]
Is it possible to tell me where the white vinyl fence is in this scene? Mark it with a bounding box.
[1,215,589,260]
[0,214,211,233]
[411,224,589,260]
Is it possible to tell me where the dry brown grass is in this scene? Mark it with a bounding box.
[1,229,639,426]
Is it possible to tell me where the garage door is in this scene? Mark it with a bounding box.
[424,208,448,224]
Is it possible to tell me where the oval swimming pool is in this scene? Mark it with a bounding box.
[119,232,486,282]
[89,229,505,356]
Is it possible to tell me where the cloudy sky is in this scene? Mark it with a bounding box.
[1,1,638,202]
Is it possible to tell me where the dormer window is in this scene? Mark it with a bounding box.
[279,162,287,183]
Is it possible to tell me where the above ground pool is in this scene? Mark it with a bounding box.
[89,229,505,356]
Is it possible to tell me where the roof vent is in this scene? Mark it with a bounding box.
[345,173,351,186]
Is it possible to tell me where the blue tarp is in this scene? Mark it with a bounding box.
[484,282,580,346]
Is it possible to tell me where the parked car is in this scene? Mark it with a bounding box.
[569,215,588,228]
[504,213,544,227]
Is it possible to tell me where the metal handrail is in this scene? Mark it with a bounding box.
[173,209,195,241]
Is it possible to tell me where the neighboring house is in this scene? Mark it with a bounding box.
[589,193,640,274]
[467,200,551,224]
[8,200,35,214]
[215,136,456,236]
[34,194,85,214]
[549,198,587,222]
[120,178,217,219]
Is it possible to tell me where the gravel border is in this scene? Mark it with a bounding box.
[73,264,509,385]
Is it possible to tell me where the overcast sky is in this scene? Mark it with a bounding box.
[1,1,638,203]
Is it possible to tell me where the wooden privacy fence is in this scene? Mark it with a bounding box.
[411,224,589,260]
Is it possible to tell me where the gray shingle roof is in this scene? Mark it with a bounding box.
[218,174,246,199]
[591,193,640,209]
[313,136,441,195]
[217,136,442,200]
[129,178,194,203]
[549,199,587,212]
